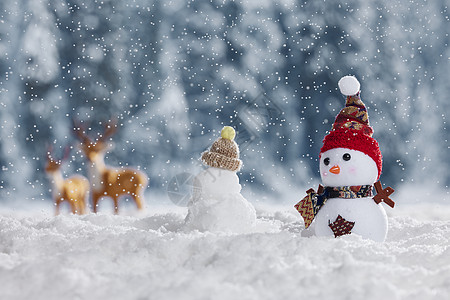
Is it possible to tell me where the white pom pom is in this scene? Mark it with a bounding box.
[338,75,360,96]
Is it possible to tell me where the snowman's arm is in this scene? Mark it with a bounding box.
[373,181,395,208]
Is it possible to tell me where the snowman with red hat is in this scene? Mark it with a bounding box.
[295,76,395,242]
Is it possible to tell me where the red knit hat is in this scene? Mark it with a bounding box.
[320,76,382,179]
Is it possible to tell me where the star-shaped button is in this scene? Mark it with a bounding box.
[328,215,355,238]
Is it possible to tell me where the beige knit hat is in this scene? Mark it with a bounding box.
[201,126,242,172]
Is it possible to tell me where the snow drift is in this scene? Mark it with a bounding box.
[0,202,449,300]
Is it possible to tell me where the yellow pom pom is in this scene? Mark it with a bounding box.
[221,126,236,140]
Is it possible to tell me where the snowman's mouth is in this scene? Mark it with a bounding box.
[329,165,340,174]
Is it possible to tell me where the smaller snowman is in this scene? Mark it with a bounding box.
[295,76,395,242]
[185,126,256,233]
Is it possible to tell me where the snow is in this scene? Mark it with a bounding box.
[0,199,449,300]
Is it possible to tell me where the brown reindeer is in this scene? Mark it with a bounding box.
[73,120,148,214]
[45,147,89,215]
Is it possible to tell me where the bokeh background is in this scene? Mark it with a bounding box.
[0,0,448,205]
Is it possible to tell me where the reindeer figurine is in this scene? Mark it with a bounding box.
[45,146,89,215]
[73,120,148,214]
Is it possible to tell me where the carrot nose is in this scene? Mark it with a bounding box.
[329,165,340,174]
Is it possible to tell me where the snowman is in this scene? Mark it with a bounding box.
[185,126,256,233]
[295,76,395,242]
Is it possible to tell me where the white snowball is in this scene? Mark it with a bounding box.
[185,167,256,233]
[320,148,378,187]
[338,75,360,96]
[314,197,388,242]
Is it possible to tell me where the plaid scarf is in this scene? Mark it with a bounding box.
[294,184,373,229]
[324,185,373,200]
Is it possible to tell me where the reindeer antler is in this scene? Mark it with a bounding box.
[46,144,71,163]
[99,118,118,142]
[46,144,54,160]
[72,119,91,145]
[61,145,71,162]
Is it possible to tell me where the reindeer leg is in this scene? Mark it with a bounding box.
[134,192,144,210]
[78,198,85,215]
[55,199,61,216]
[83,189,90,213]
[113,197,119,215]
[92,192,101,213]
[70,199,77,214]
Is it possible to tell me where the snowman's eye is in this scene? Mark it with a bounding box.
[343,153,351,161]
[324,157,330,165]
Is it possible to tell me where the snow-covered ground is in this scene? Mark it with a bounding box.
[0,197,449,300]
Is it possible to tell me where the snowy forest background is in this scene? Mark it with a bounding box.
[0,0,448,205]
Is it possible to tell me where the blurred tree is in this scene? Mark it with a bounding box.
[0,0,448,202]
